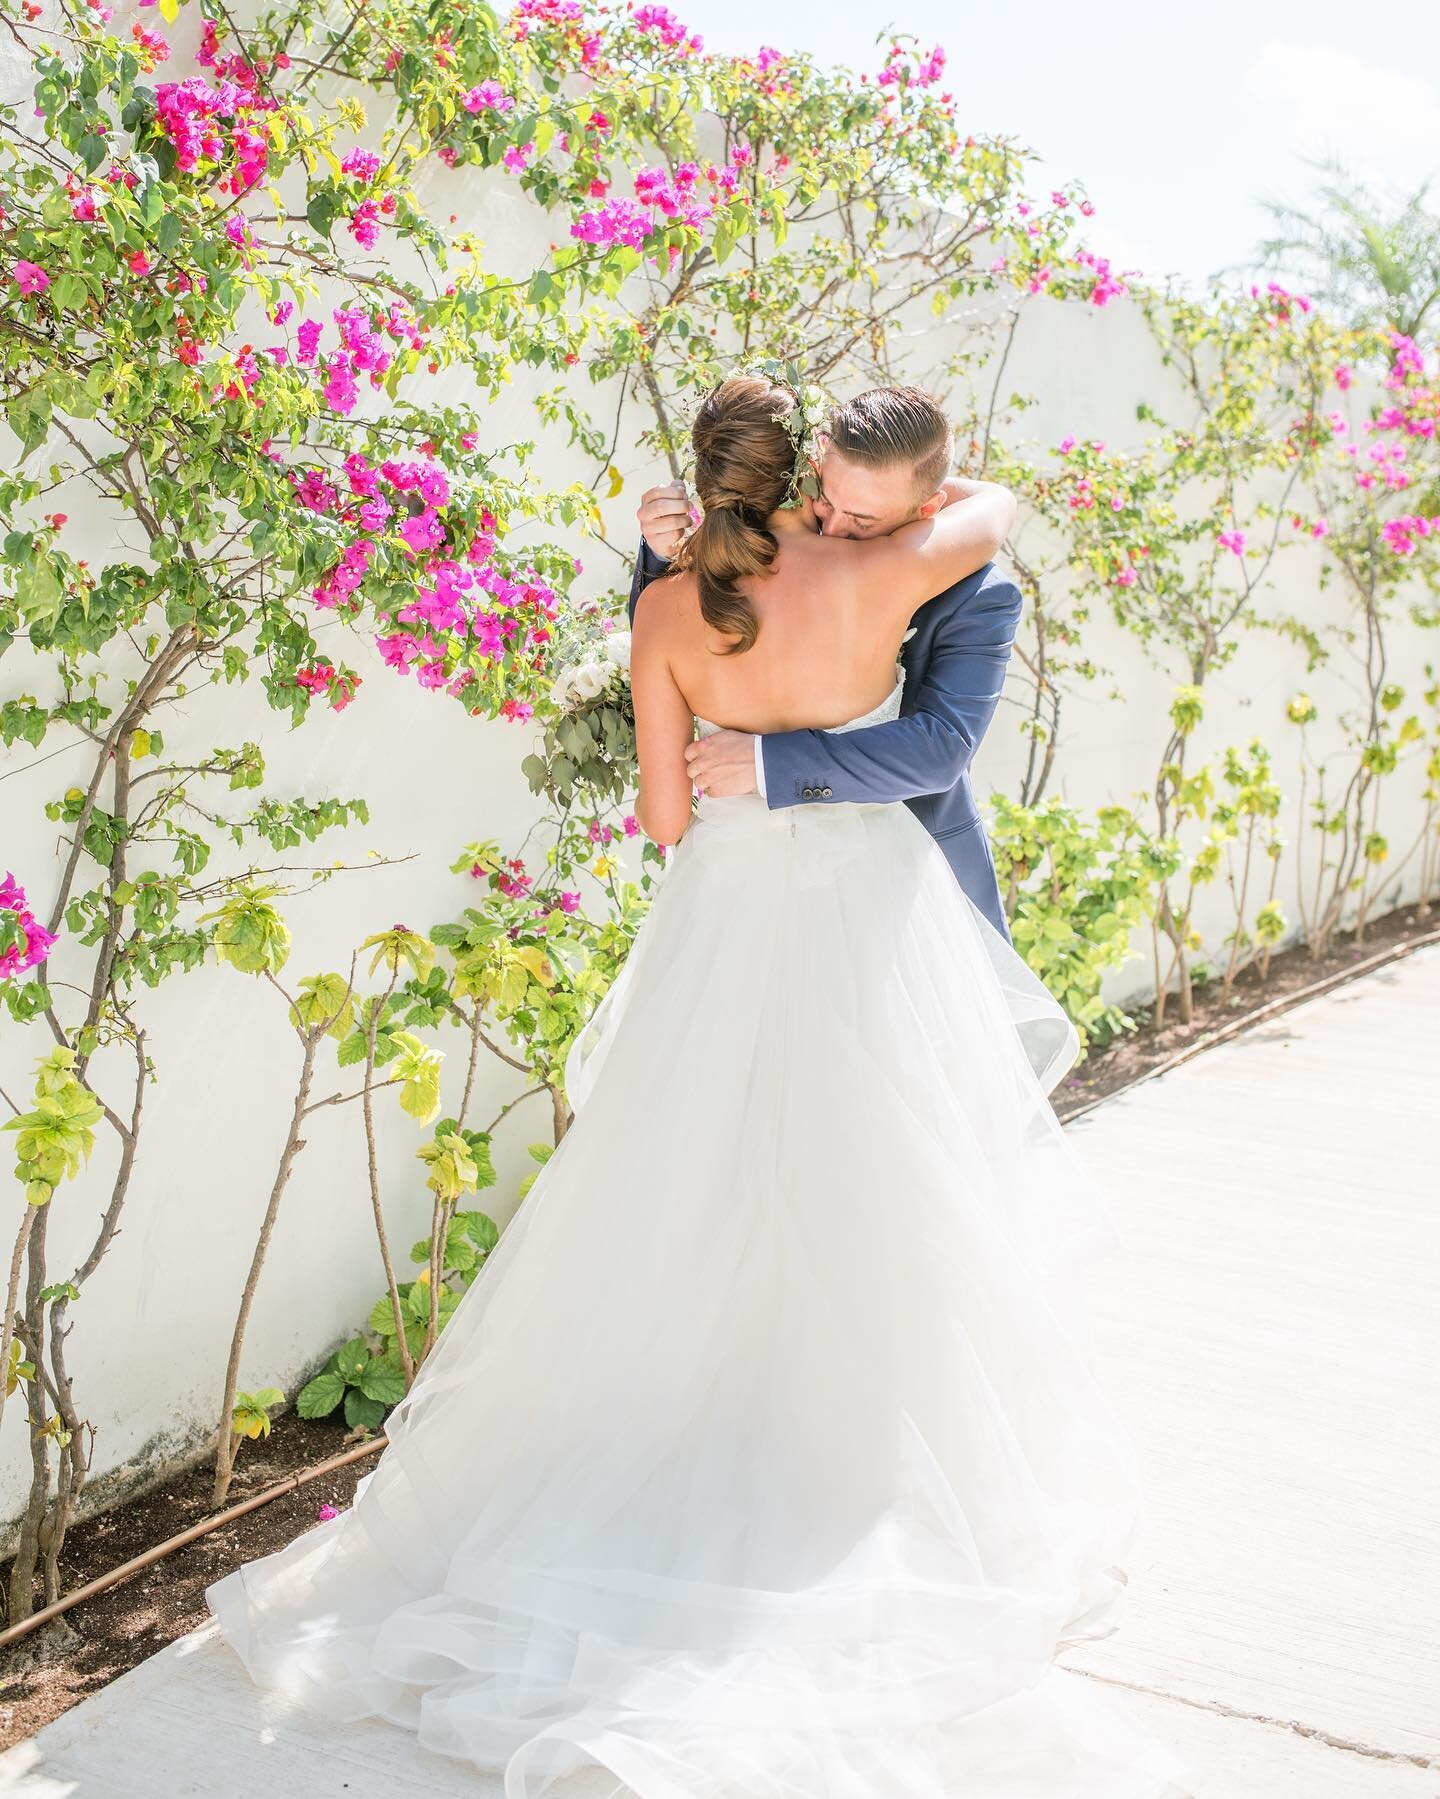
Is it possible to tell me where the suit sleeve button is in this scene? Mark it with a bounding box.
[821,786,833,797]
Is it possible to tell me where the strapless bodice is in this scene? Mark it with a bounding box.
[694,665,906,739]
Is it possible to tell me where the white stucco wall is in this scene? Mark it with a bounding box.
[2,16,1434,1528]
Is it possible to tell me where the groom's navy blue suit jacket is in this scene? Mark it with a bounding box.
[628,541,1024,944]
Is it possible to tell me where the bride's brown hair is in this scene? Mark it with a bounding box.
[673,374,798,655]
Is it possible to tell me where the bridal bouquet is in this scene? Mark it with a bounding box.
[523,607,637,809]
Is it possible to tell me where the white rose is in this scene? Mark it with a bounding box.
[568,658,609,703]
[604,630,632,671]
[550,667,578,709]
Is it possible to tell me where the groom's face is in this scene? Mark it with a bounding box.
[812,444,943,540]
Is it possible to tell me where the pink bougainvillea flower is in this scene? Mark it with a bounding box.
[12,260,49,295]
[340,147,382,181]
[397,508,445,556]
[131,20,170,61]
[1217,530,1246,556]
[571,197,649,250]
[0,872,58,980]
[376,631,420,670]
[502,143,533,173]
[349,198,382,250]
[322,354,358,414]
[914,45,946,86]
[633,4,687,44]
[1382,514,1435,556]
[462,80,514,115]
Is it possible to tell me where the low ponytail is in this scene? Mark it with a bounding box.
[674,375,799,656]
[678,499,775,654]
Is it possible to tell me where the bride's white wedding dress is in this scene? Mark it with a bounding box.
[206,671,1191,1797]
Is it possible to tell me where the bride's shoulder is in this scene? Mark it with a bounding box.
[637,565,695,618]
[633,567,700,655]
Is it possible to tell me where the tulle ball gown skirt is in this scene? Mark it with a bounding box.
[205,793,1191,1796]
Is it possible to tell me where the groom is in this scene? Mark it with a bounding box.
[628,385,1024,944]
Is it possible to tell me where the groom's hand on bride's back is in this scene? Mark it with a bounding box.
[638,481,694,560]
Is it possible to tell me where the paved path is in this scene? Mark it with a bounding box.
[4,945,1437,1797]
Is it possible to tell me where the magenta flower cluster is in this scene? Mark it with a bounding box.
[877,41,945,88]
[295,443,562,703]
[570,156,745,255]
[1,873,58,981]
[632,5,703,53]
[154,73,277,195]
[1381,514,1434,556]
[1074,247,1130,308]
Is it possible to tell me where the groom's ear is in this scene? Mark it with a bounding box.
[916,488,948,519]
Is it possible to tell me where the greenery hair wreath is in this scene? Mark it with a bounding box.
[674,356,834,511]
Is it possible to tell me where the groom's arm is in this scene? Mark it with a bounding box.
[759,563,1023,806]
[627,482,692,624]
[627,537,672,626]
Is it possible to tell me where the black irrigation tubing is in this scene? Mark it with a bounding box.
[3,919,1439,1654]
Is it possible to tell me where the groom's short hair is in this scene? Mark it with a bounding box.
[825,386,953,497]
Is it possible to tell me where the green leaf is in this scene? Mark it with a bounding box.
[296,1370,347,1417]
[367,1294,402,1337]
[306,191,338,239]
[344,1387,386,1430]
[356,1355,407,1405]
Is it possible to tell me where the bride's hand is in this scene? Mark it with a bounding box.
[685,731,759,798]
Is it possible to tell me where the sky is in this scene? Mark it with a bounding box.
[665,0,1440,294]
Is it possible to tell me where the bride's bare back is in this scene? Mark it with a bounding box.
[648,513,907,736]
[632,492,1014,846]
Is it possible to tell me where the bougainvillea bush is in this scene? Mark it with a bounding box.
[0,0,1099,1613]
[986,286,1440,1020]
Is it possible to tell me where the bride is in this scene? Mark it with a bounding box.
[205,375,1191,1796]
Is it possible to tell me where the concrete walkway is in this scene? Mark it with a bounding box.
[3,944,1437,1797]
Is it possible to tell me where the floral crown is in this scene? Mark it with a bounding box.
[675,357,833,510]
